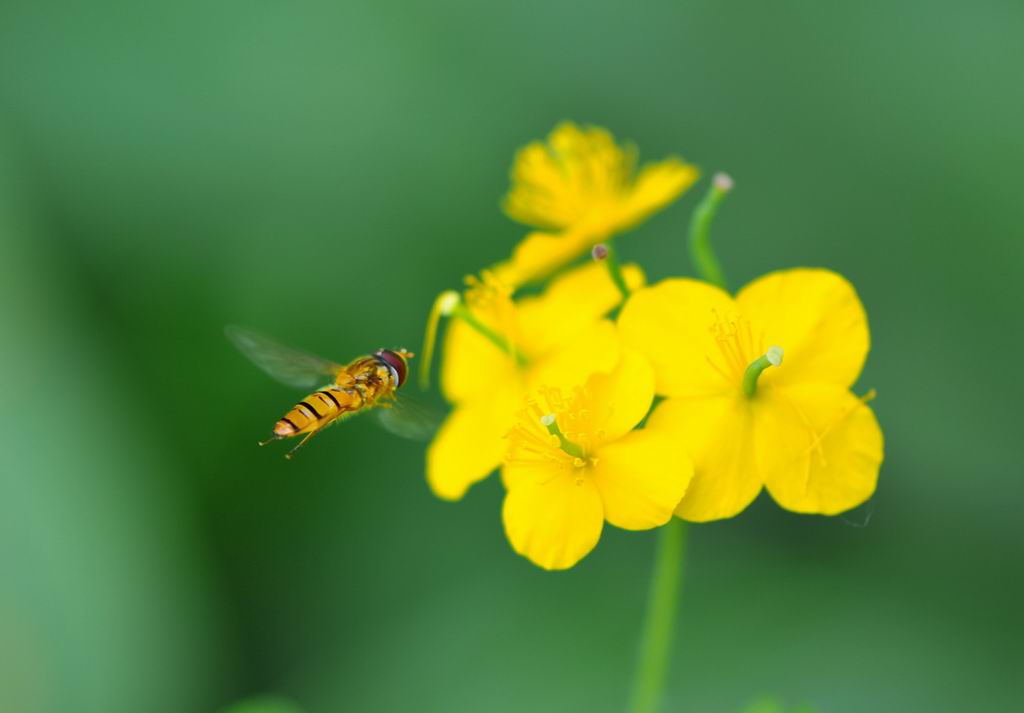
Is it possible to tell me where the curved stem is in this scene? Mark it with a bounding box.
[628,518,688,713]
[602,240,632,301]
[419,291,460,388]
[688,174,733,291]
[627,173,729,713]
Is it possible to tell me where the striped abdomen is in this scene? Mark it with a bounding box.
[273,386,361,437]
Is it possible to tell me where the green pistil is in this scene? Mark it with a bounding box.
[742,346,784,397]
[541,414,586,459]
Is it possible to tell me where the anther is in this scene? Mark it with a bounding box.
[742,345,784,397]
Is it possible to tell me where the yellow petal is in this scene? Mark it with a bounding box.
[427,385,523,501]
[736,268,869,389]
[618,278,736,398]
[590,428,693,530]
[516,261,643,355]
[503,123,623,231]
[755,384,883,515]
[646,395,761,522]
[497,231,590,287]
[502,465,604,570]
[439,314,521,404]
[528,319,621,393]
[621,158,700,231]
[501,122,696,264]
[576,349,655,442]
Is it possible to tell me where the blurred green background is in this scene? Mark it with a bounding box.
[1,2,1021,712]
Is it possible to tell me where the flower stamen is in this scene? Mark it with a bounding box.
[800,388,878,467]
[506,386,599,474]
[704,354,733,383]
[708,309,766,385]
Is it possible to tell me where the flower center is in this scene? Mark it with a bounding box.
[742,346,784,397]
[539,413,586,459]
[705,309,783,396]
[505,385,600,473]
[705,309,762,382]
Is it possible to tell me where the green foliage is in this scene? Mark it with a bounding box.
[219,696,305,713]
[1,1,1022,711]
[740,697,816,713]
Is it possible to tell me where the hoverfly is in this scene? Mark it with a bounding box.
[226,325,435,458]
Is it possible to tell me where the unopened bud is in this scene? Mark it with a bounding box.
[713,172,734,192]
[437,290,461,316]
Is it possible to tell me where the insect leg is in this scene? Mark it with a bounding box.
[284,427,322,460]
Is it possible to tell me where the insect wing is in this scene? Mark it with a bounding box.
[226,325,343,389]
[374,394,442,442]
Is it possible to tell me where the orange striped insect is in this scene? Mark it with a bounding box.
[227,326,432,458]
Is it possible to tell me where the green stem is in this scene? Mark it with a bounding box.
[624,174,731,712]
[688,173,733,291]
[601,240,632,301]
[450,303,529,367]
[628,518,687,713]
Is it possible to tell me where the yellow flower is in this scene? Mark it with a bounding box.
[618,268,884,521]
[427,261,645,501]
[496,122,699,286]
[502,351,693,570]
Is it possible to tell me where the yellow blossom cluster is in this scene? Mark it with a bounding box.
[495,122,698,287]
[422,122,883,570]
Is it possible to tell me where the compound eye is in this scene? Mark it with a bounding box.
[376,349,408,388]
